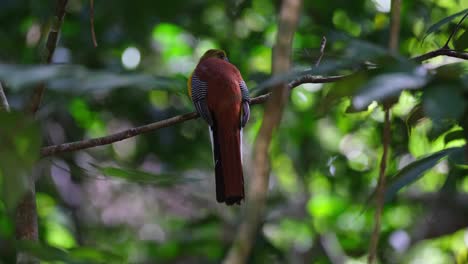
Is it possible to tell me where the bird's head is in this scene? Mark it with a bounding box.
[200,49,229,62]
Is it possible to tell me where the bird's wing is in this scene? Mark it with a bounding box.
[191,73,213,126]
[240,80,250,127]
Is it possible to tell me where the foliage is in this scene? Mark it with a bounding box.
[0,0,467,263]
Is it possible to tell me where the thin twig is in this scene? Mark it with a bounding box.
[368,108,391,263]
[224,0,302,263]
[412,47,468,62]
[368,0,399,263]
[443,11,468,49]
[90,0,98,47]
[40,74,344,157]
[28,0,68,114]
[315,36,327,67]
[0,82,9,112]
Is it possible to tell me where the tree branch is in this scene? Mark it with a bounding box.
[28,0,68,114]
[90,0,98,47]
[412,48,468,62]
[0,82,9,112]
[443,11,468,49]
[40,74,343,157]
[42,112,197,156]
[315,36,327,67]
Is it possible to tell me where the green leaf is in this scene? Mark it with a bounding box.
[0,64,181,93]
[152,23,192,61]
[423,85,466,121]
[406,104,425,127]
[16,241,124,264]
[0,112,40,211]
[352,68,428,110]
[307,194,346,218]
[69,247,124,263]
[444,130,464,145]
[385,147,464,202]
[433,63,466,80]
[454,29,468,50]
[424,8,468,36]
[97,166,197,186]
[16,241,71,263]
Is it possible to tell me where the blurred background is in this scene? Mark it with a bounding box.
[0,0,467,263]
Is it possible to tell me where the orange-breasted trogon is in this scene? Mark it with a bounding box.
[188,49,250,205]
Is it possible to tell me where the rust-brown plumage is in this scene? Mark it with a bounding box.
[188,49,250,205]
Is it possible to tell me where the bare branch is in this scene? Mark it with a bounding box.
[412,48,468,62]
[443,11,468,48]
[0,82,9,112]
[288,74,343,90]
[90,0,98,47]
[41,112,198,156]
[315,36,327,67]
[40,74,344,157]
[28,0,68,114]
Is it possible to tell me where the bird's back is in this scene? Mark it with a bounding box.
[195,58,242,114]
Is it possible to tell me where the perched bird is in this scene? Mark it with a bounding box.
[188,49,250,205]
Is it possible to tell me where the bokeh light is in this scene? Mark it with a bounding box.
[121,46,141,70]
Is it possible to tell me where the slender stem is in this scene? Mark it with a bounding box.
[315,36,327,67]
[90,0,98,47]
[412,48,468,62]
[0,82,9,112]
[443,11,468,48]
[368,1,400,263]
[368,108,391,263]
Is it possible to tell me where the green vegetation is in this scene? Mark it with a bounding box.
[0,0,467,263]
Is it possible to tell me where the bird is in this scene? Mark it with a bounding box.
[188,49,250,205]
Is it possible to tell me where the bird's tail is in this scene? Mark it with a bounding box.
[210,118,244,205]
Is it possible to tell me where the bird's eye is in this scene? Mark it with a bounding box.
[219,54,229,62]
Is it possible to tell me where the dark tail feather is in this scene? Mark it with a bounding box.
[210,118,244,205]
[210,124,225,203]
